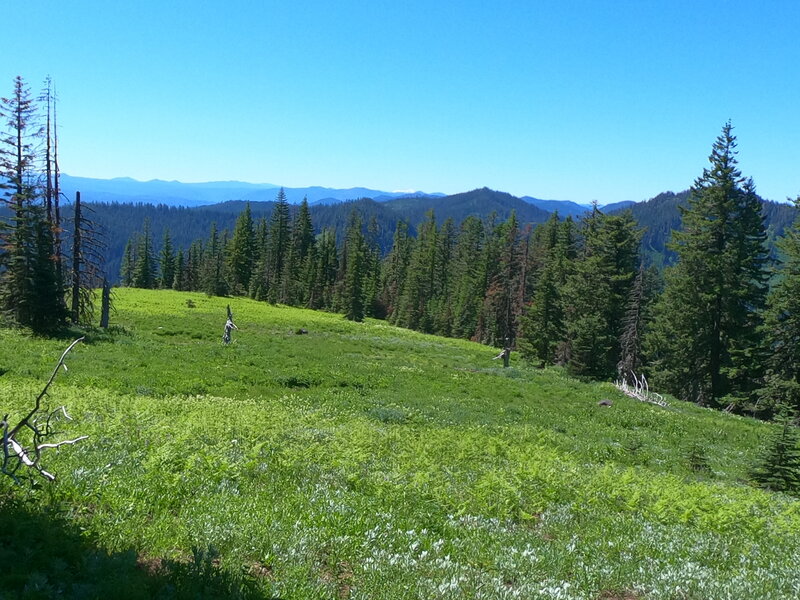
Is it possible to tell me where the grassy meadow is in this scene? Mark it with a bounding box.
[1,288,799,599]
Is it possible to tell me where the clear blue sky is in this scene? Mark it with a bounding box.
[6,0,799,203]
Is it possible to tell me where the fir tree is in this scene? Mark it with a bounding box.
[0,76,67,331]
[380,220,412,322]
[265,188,290,303]
[280,197,314,304]
[363,215,383,318]
[396,211,438,331]
[132,219,157,289]
[450,216,485,339]
[28,205,67,331]
[227,202,255,295]
[760,197,800,412]
[337,211,367,321]
[480,212,524,347]
[518,225,564,367]
[186,240,204,292]
[119,236,137,287]
[430,217,456,335]
[310,228,338,310]
[67,191,106,324]
[172,248,186,291]
[647,123,769,404]
[750,413,800,494]
[201,222,228,296]
[158,229,176,289]
[561,208,640,378]
[248,216,269,299]
[617,262,647,383]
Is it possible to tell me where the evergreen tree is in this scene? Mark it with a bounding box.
[561,208,640,378]
[309,228,338,310]
[186,240,204,292]
[201,222,228,296]
[430,217,456,335]
[380,220,412,322]
[0,77,38,209]
[28,205,67,331]
[337,211,367,321]
[248,216,269,299]
[617,262,647,383]
[67,191,106,324]
[0,76,67,331]
[363,215,383,318]
[172,248,186,291]
[518,216,573,366]
[647,123,769,404]
[158,229,176,289]
[480,212,524,347]
[450,216,485,339]
[396,211,438,331]
[760,197,800,413]
[227,202,255,295]
[265,188,290,303]
[2,204,66,331]
[750,414,800,494]
[132,219,157,289]
[280,197,314,304]
[119,236,137,287]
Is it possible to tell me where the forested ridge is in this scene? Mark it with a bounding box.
[107,122,800,420]
[1,74,799,425]
[42,184,795,285]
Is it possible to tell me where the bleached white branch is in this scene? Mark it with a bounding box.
[614,372,668,407]
[37,435,89,450]
[2,338,88,482]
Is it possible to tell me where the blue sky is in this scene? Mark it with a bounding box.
[6,0,799,203]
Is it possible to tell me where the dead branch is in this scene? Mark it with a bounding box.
[2,338,87,483]
[614,371,668,408]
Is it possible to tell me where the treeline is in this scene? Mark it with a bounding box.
[0,77,104,332]
[121,123,800,418]
[629,189,797,268]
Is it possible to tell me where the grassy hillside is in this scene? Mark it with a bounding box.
[1,289,798,599]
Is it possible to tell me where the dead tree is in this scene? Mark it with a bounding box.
[1,338,88,483]
[99,277,111,328]
[223,304,238,344]
[67,191,107,324]
[614,371,668,408]
[493,337,511,368]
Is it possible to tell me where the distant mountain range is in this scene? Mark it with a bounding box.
[4,176,794,282]
[60,174,631,213]
[59,175,446,208]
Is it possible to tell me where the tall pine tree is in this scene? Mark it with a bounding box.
[760,197,800,413]
[227,202,255,295]
[0,76,66,331]
[265,188,290,303]
[647,122,769,405]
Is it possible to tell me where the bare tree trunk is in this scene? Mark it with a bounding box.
[100,278,110,328]
[43,78,53,223]
[71,192,82,323]
[53,88,63,288]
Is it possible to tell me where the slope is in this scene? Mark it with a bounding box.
[0,288,798,599]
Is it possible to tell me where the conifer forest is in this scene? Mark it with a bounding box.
[5,69,800,598]
[2,76,799,421]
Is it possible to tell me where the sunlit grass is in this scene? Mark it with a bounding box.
[0,288,797,599]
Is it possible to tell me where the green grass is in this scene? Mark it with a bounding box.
[0,288,798,599]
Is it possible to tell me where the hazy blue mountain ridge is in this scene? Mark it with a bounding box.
[60,175,445,207]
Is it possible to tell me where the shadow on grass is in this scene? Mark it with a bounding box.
[0,498,282,600]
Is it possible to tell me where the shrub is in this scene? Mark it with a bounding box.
[750,415,800,494]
